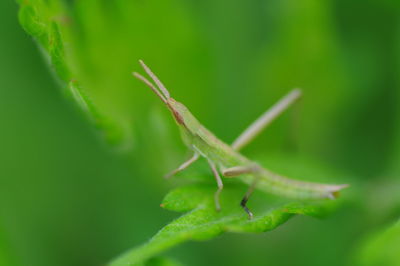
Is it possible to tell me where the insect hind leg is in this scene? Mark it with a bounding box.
[222,164,259,178]
[221,164,260,219]
[231,89,302,151]
[240,177,260,220]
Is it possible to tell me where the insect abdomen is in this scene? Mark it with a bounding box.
[247,168,348,200]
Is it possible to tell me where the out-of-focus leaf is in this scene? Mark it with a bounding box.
[0,223,17,266]
[109,155,350,266]
[17,0,378,164]
[356,220,400,266]
[17,0,207,149]
[17,0,122,145]
[144,256,182,266]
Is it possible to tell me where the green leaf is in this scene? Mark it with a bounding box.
[144,257,182,266]
[17,0,356,157]
[356,220,400,266]
[16,2,352,265]
[0,222,17,266]
[17,0,123,145]
[109,155,349,266]
[16,0,205,149]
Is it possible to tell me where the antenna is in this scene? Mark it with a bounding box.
[138,60,170,99]
[132,72,167,104]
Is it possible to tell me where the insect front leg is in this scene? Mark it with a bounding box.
[222,165,260,219]
[164,153,199,179]
[207,160,224,212]
[222,164,260,177]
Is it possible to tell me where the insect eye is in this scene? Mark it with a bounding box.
[172,110,185,125]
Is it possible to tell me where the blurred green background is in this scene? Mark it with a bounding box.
[1,0,400,265]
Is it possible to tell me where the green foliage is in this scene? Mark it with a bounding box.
[109,155,347,265]
[110,186,334,266]
[15,3,353,263]
[144,257,182,266]
[0,224,16,266]
[357,220,400,266]
[17,0,124,145]
[12,0,400,266]
[17,0,205,149]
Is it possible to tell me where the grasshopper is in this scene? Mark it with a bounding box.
[133,60,348,219]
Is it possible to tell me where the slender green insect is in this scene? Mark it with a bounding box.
[133,60,348,219]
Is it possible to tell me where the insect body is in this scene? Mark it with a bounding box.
[133,60,348,219]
